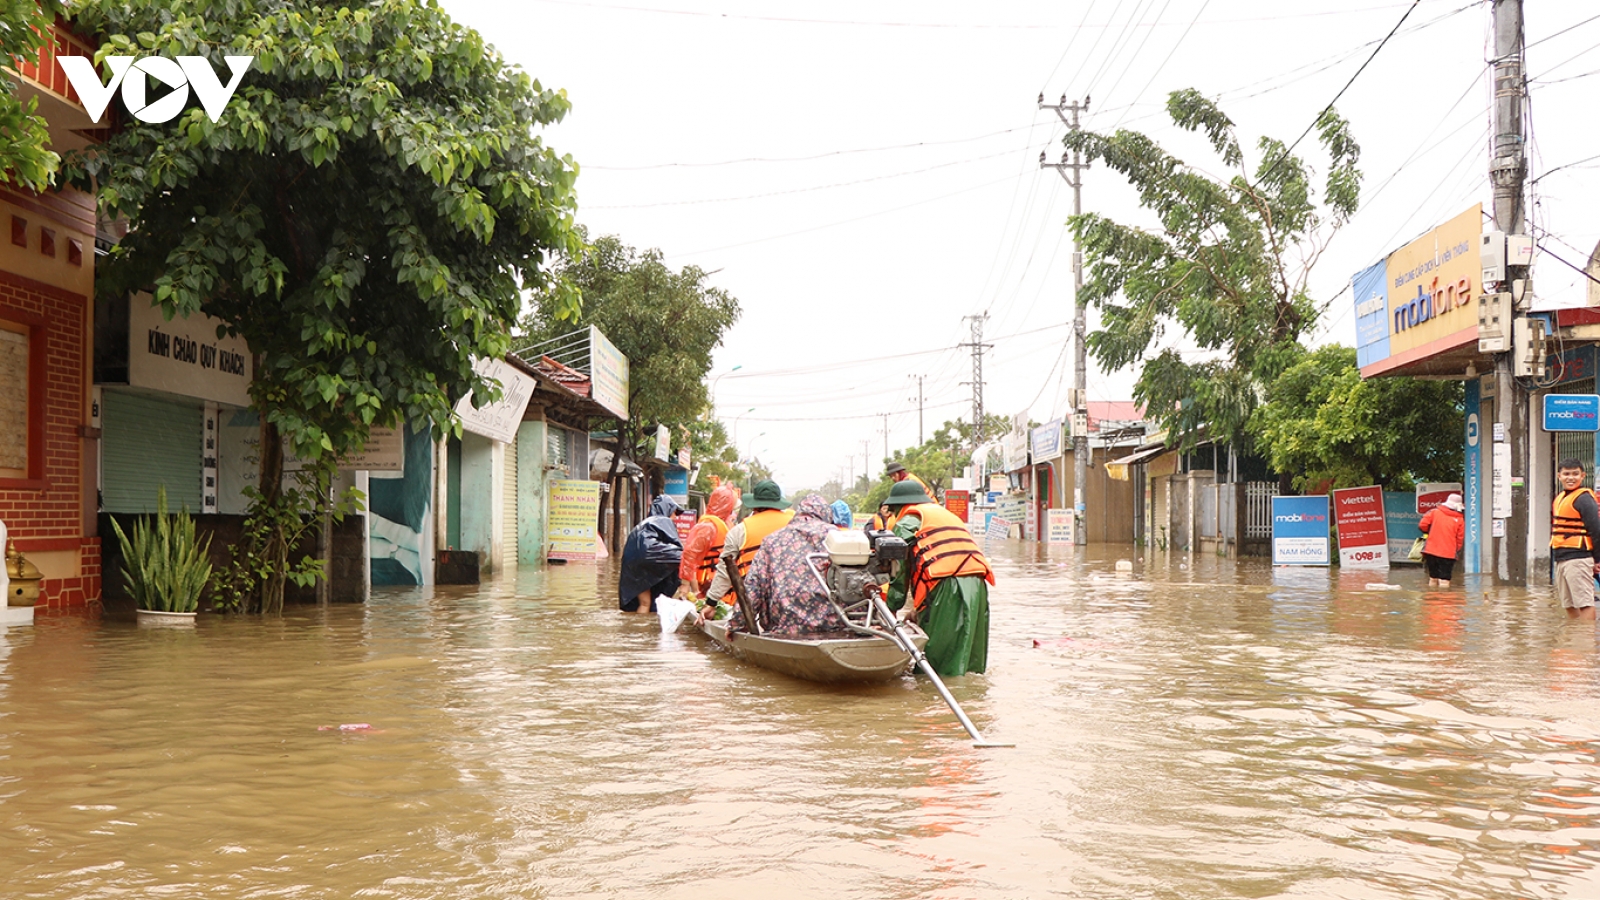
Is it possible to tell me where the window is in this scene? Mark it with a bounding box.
[0,321,28,478]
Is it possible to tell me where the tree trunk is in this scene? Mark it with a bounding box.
[258,418,288,616]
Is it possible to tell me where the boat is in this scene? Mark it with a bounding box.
[698,617,927,683]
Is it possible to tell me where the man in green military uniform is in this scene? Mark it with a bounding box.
[882,480,994,676]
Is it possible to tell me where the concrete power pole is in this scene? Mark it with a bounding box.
[881,413,890,462]
[1041,93,1091,538]
[1490,0,1528,584]
[960,314,991,441]
[910,374,925,445]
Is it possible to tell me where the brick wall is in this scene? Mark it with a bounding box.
[0,268,91,605]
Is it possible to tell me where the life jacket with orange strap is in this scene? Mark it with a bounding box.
[693,514,731,592]
[1552,488,1598,551]
[735,508,796,575]
[903,502,994,611]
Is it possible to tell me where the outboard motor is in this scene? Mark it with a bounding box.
[820,529,908,616]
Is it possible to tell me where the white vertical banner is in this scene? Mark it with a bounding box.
[1491,442,1512,520]
[202,401,220,513]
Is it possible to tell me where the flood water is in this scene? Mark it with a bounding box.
[4,543,1600,898]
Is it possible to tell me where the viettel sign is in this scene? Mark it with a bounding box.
[59,55,253,124]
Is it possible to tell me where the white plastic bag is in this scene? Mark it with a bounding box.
[655,594,696,633]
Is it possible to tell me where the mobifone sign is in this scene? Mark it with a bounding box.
[59,55,253,124]
[1271,495,1330,566]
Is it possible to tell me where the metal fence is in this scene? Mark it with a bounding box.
[1245,482,1274,539]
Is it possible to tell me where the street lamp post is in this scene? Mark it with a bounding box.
[731,407,755,446]
[709,364,742,414]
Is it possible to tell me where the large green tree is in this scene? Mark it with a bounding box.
[1252,345,1463,492]
[521,232,741,468]
[64,0,581,612]
[1063,89,1361,451]
[0,0,64,191]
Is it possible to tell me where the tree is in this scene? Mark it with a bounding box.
[852,415,1008,512]
[64,0,581,613]
[522,232,741,486]
[0,1,64,191]
[1063,89,1361,451]
[1251,345,1463,492]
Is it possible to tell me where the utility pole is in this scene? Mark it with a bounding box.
[881,413,890,462]
[861,439,872,483]
[1041,93,1091,539]
[909,374,925,444]
[959,314,990,441]
[1490,0,1528,584]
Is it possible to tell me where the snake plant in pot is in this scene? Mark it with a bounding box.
[110,486,213,623]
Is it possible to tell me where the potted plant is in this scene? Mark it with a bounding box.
[110,485,213,626]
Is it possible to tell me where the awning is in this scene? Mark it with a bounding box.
[1104,445,1166,482]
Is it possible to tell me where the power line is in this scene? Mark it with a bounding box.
[585,126,1032,170]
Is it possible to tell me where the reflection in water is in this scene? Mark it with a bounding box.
[1,547,1599,898]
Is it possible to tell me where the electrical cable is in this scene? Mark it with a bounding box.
[585,126,1033,170]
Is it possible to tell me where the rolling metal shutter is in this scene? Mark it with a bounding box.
[501,431,518,567]
[102,390,202,513]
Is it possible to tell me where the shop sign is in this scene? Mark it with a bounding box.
[455,357,534,443]
[654,424,670,461]
[589,325,630,419]
[1030,419,1063,460]
[1542,394,1600,432]
[1353,204,1482,377]
[128,293,253,407]
[1383,492,1422,564]
[671,510,697,543]
[663,466,689,503]
[1271,495,1330,566]
[546,479,602,561]
[1414,482,1462,514]
[342,425,404,472]
[1332,485,1388,568]
[944,489,970,523]
[1046,508,1074,544]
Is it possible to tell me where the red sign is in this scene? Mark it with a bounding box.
[1331,485,1388,567]
[1414,482,1461,514]
[945,490,970,523]
[672,511,697,543]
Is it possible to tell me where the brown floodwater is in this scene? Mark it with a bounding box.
[4,543,1600,898]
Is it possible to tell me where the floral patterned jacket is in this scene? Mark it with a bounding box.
[735,494,851,636]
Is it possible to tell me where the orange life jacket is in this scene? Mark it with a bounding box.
[903,502,993,610]
[694,513,730,591]
[870,509,896,531]
[1552,488,1597,551]
[735,508,796,575]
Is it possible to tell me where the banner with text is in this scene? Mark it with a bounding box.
[1332,485,1389,568]
[546,479,602,561]
[1271,495,1330,566]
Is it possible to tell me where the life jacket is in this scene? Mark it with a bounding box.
[694,513,730,591]
[903,502,993,610]
[870,510,894,531]
[1552,488,1597,551]
[735,508,796,575]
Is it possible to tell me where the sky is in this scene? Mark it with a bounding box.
[443,0,1600,491]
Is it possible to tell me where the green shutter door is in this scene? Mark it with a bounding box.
[102,390,202,513]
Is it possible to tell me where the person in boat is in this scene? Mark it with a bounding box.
[883,479,994,677]
[679,481,741,599]
[618,494,684,613]
[732,493,851,637]
[705,479,794,606]
[885,461,933,499]
[869,502,895,532]
[830,499,854,530]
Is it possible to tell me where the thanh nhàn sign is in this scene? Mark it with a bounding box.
[1331,485,1389,569]
[1271,495,1330,566]
[546,479,602,561]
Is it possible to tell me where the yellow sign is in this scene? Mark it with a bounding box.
[546,479,602,560]
[1356,204,1481,376]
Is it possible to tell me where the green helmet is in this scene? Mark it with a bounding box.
[884,480,935,508]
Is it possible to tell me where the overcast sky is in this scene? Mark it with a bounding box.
[445,0,1600,491]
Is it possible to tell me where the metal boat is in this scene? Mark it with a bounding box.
[699,618,927,683]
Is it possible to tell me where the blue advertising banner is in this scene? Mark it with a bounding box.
[663,467,689,503]
[1383,492,1422,564]
[1352,259,1390,370]
[1272,496,1331,566]
[1542,394,1600,432]
[1464,378,1481,574]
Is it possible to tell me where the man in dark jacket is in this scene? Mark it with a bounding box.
[1551,458,1600,621]
[619,495,683,613]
